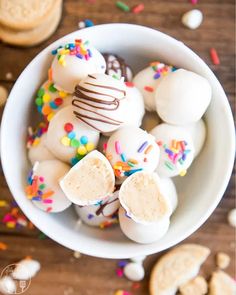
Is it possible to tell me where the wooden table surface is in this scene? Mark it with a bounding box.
[0,0,235,294]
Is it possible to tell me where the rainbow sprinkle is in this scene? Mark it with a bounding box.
[27,122,48,149]
[1,201,34,230]
[106,140,155,177]
[150,61,177,80]
[61,122,95,166]
[51,39,92,66]
[26,170,55,212]
[160,139,191,176]
[114,291,132,295]
[35,82,69,122]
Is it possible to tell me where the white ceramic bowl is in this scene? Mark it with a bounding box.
[1,24,235,258]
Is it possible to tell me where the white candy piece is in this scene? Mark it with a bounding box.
[60,151,115,206]
[103,53,133,81]
[28,160,72,213]
[0,276,16,295]
[35,80,73,121]
[155,69,212,125]
[51,41,106,93]
[184,119,206,158]
[150,123,195,177]
[74,191,120,227]
[133,62,175,111]
[119,171,172,224]
[105,126,160,181]
[72,73,127,133]
[119,207,170,244]
[124,262,145,281]
[12,259,40,280]
[46,106,100,164]
[28,133,55,165]
[227,208,236,228]
[182,9,203,30]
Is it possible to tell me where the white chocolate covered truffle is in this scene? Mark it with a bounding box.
[119,207,170,244]
[72,73,127,133]
[119,171,172,224]
[105,126,160,180]
[74,191,120,227]
[35,80,73,122]
[60,151,115,206]
[50,40,106,93]
[26,160,71,213]
[28,133,55,165]
[150,123,195,177]
[155,69,212,125]
[184,119,206,158]
[133,61,176,111]
[103,53,133,81]
[46,106,100,165]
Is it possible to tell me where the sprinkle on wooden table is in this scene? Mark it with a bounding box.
[116,1,130,12]
[0,200,8,207]
[114,291,132,295]
[132,3,144,14]
[210,48,220,65]
[0,242,8,250]
[132,282,141,289]
[190,0,198,4]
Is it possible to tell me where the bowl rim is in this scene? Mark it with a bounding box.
[1,23,235,258]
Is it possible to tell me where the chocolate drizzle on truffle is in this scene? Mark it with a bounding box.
[72,74,126,132]
[103,53,132,81]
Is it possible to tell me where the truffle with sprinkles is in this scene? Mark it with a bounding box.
[26,160,72,213]
[50,39,106,93]
[27,122,55,165]
[35,80,73,122]
[105,126,160,181]
[150,123,195,177]
[133,61,176,111]
[46,106,100,164]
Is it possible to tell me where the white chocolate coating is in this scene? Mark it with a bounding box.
[72,73,127,133]
[119,207,170,244]
[51,42,106,93]
[103,53,133,81]
[133,62,175,111]
[122,84,145,128]
[60,151,115,206]
[159,177,178,213]
[184,119,206,158]
[119,171,171,224]
[155,69,212,125]
[26,160,71,213]
[74,191,120,227]
[46,106,100,164]
[35,80,73,122]
[150,123,195,177]
[105,126,160,180]
[28,133,55,165]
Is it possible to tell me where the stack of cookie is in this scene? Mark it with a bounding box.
[0,0,62,47]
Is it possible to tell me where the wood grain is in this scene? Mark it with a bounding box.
[0,0,235,294]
